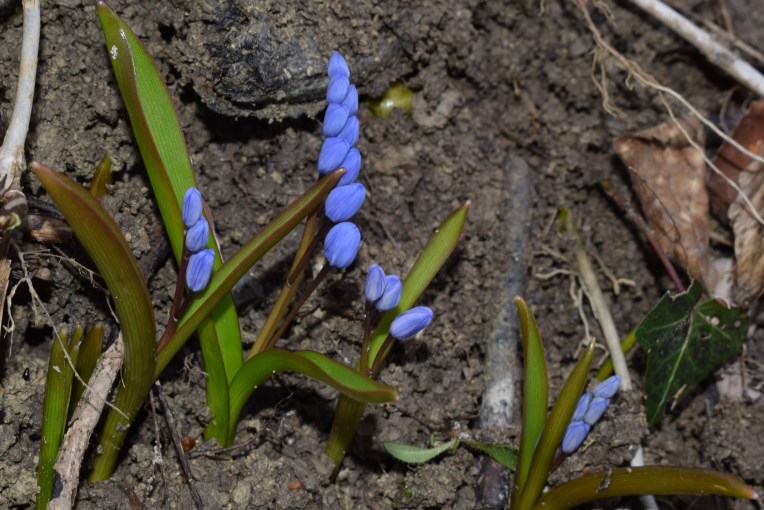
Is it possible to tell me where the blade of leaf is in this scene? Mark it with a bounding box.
[36,328,78,510]
[384,438,460,464]
[517,339,596,510]
[68,324,104,422]
[31,163,157,482]
[227,349,398,440]
[97,2,240,444]
[462,440,518,470]
[513,297,548,501]
[155,170,344,376]
[636,280,748,426]
[532,466,759,510]
[325,201,469,469]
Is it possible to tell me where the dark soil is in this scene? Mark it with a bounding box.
[1,0,762,508]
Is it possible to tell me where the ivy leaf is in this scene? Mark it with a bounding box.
[636,280,748,426]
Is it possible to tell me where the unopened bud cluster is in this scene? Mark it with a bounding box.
[365,264,433,340]
[182,187,214,292]
[561,375,621,454]
[321,52,365,269]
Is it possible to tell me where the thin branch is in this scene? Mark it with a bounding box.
[0,0,40,194]
[625,0,764,97]
[48,336,124,510]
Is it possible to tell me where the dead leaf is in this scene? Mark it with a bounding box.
[708,100,764,220]
[708,100,764,304]
[615,117,710,286]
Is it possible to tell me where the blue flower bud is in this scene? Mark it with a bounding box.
[325,183,366,223]
[186,249,214,292]
[337,148,362,186]
[365,264,386,303]
[182,187,203,228]
[327,75,350,104]
[338,115,359,146]
[323,103,351,137]
[342,84,358,115]
[390,306,434,340]
[185,217,209,253]
[376,275,402,312]
[324,222,361,269]
[571,392,592,423]
[583,397,610,426]
[561,421,590,454]
[328,51,350,79]
[318,137,351,174]
[592,375,621,399]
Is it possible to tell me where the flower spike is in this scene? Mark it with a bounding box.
[328,51,350,78]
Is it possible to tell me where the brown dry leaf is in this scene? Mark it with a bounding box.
[708,100,764,305]
[709,101,764,220]
[615,117,710,286]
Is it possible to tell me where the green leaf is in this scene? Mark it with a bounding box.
[36,327,79,510]
[155,170,344,377]
[517,339,596,510]
[532,466,759,510]
[462,439,518,470]
[32,163,156,482]
[636,280,748,426]
[227,349,398,440]
[513,297,548,502]
[384,438,459,464]
[68,324,104,422]
[325,202,469,470]
[97,2,241,444]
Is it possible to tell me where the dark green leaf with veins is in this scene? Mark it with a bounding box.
[636,280,748,427]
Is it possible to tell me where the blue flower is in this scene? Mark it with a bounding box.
[338,148,362,186]
[592,375,621,399]
[323,104,351,138]
[185,217,209,253]
[328,51,350,79]
[561,421,590,454]
[390,306,434,340]
[327,75,350,104]
[342,84,358,115]
[324,222,361,269]
[182,187,203,228]
[318,137,351,175]
[583,397,610,426]
[365,264,386,303]
[186,249,214,292]
[338,115,359,146]
[571,392,592,423]
[376,275,402,312]
[325,183,366,223]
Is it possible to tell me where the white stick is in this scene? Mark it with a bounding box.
[569,214,633,390]
[48,336,124,510]
[0,0,40,194]
[626,0,764,98]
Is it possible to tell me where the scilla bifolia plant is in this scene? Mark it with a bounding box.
[31,3,466,503]
[506,297,758,509]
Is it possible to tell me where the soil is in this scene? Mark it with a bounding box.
[1,0,762,509]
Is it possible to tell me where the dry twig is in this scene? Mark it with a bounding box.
[48,336,124,510]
